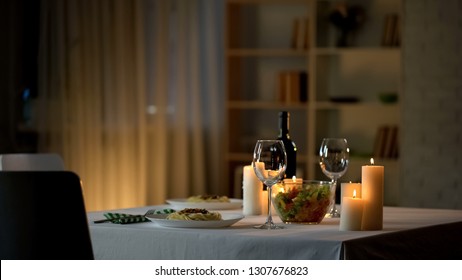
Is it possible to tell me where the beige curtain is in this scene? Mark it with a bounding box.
[37,0,224,211]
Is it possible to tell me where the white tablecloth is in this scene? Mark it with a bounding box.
[87,206,462,260]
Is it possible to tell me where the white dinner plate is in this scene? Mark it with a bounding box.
[166,198,243,210]
[146,213,244,228]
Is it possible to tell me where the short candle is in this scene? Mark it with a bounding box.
[283,176,303,187]
[341,182,362,200]
[339,189,364,231]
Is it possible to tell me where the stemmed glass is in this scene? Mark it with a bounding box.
[319,138,349,218]
[252,140,287,229]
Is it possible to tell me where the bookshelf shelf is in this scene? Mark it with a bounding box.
[227,49,309,56]
[314,47,400,55]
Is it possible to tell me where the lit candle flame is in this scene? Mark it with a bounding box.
[370,158,375,165]
[353,189,357,198]
[292,175,297,183]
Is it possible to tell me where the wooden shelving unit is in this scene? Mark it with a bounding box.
[224,0,402,205]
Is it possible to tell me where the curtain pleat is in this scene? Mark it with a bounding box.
[172,0,191,199]
[146,0,170,205]
[134,0,148,206]
[189,0,206,196]
[202,1,224,196]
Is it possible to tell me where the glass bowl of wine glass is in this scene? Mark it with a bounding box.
[271,180,335,224]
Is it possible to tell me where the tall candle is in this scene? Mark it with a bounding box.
[361,158,384,230]
[242,165,263,215]
[261,187,267,214]
[339,189,364,231]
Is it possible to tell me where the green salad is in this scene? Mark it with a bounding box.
[273,182,333,224]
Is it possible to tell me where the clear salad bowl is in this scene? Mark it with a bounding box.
[272,180,335,224]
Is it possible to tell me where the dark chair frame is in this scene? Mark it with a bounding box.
[0,171,94,260]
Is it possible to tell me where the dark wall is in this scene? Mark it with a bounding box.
[1,0,40,153]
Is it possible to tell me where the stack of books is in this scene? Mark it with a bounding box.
[382,13,401,47]
[276,71,308,104]
[373,125,399,159]
[291,17,310,50]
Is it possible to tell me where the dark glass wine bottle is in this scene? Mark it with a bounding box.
[277,111,297,179]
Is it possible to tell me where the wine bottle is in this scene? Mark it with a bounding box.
[277,111,297,179]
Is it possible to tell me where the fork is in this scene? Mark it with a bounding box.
[93,209,158,224]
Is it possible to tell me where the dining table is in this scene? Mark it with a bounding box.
[87,204,462,260]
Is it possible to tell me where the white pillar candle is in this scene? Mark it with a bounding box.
[243,165,263,216]
[261,187,268,215]
[283,176,303,185]
[341,182,362,200]
[339,190,364,231]
[361,158,384,230]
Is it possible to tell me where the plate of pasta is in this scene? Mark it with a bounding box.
[146,208,244,228]
[166,195,243,210]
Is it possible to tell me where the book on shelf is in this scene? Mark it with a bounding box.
[291,17,310,50]
[277,71,308,104]
[381,13,400,47]
[373,125,399,159]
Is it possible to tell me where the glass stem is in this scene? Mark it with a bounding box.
[266,185,273,224]
[331,179,338,214]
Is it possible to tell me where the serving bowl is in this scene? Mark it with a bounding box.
[272,180,335,224]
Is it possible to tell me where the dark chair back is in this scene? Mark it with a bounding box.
[0,171,94,260]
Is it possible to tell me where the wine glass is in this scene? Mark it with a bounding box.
[252,140,287,229]
[319,138,349,218]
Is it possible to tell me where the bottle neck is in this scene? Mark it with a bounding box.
[278,112,290,139]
